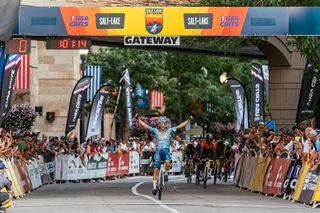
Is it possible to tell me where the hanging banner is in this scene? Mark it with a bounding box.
[228,79,247,131]
[262,65,269,103]
[86,84,112,139]
[65,76,92,136]
[120,68,133,129]
[296,64,320,124]
[251,63,264,125]
[0,54,22,126]
[299,165,320,204]
[0,47,5,86]
[244,96,249,129]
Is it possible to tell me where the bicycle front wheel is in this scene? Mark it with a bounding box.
[203,166,207,189]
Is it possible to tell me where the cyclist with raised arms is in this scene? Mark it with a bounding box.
[136,114,192,195]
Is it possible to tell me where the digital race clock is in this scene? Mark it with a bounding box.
[46,38,91,49]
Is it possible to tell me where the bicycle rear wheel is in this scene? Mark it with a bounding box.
[158,170,163,200]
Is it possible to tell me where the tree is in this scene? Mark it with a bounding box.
[88,47,260,132]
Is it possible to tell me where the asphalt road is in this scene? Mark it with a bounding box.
[8,176,318,213]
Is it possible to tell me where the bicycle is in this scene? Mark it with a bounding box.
[157,161,166,200]
[199,158,213,189]
[185,155,194,183]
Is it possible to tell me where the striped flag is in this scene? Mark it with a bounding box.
[14,54,30,90]
[81,65,102,102]
[150,90,164,110]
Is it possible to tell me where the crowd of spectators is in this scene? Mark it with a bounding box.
[235,117,320,170]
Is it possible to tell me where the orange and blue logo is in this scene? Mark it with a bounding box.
[145,8,163,34]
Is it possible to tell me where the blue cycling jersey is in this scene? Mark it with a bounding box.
[148,126,177,149]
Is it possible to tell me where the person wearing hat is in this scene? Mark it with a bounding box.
[136,114,192,195]
[264,112,276,132]
[0,162,13,209]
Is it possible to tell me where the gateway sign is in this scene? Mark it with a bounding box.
[124,36,180,46]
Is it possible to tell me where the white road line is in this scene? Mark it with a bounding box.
[131,182,181,213]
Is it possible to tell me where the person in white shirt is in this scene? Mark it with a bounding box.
[130,137,138,151]
[120,139,129,153]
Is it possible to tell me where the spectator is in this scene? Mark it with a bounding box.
[264,112,276,132]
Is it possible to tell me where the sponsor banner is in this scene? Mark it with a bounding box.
[37,155,51,185]
[86,84,112,139]
[87,153,108,178]
[234,155,245,186]
[250,156,271,192]
[299,165,320,204]
[239,156,257,189]
[124,36,180,46]
[107,152,129,176]
[140,151,153,174]
[233,153,241,182]
[292,162,312,201]
[54,154,63,180]
[296,64,320,124]
[19,7,301,36]
[170,151,183,173]
[54,153,108,180]
[25,161,38,190]
[129,151,140,174]
[281,160,302,197]
[263,158,292,195]
[0,54,22,126]
[228,79,248,131]
[14,160,32,193]
[251,63,264,125]
[120,69,133,129]
[2,159,22,197]
[65,76,92,137]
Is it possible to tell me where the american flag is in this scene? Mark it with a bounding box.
[14,54,30,90]
[150,90,164,110]
[82,65,102,102]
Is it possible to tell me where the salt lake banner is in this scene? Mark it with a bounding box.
[251,63,264,125]
[296,64,320,124]
[65,76,92,136]
[86,84,112,139]
[0,54,22,126]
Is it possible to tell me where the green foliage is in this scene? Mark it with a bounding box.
[88,47,260,128]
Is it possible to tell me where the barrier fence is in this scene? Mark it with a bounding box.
[1,151,185,199]
[234,152,320,208]
[4,150,320,208]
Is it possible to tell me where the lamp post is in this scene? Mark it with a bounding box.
[79,49,89,144]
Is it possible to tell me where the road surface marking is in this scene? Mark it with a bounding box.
[131,182,181,213]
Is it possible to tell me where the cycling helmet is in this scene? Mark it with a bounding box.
[157,116,167,127]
